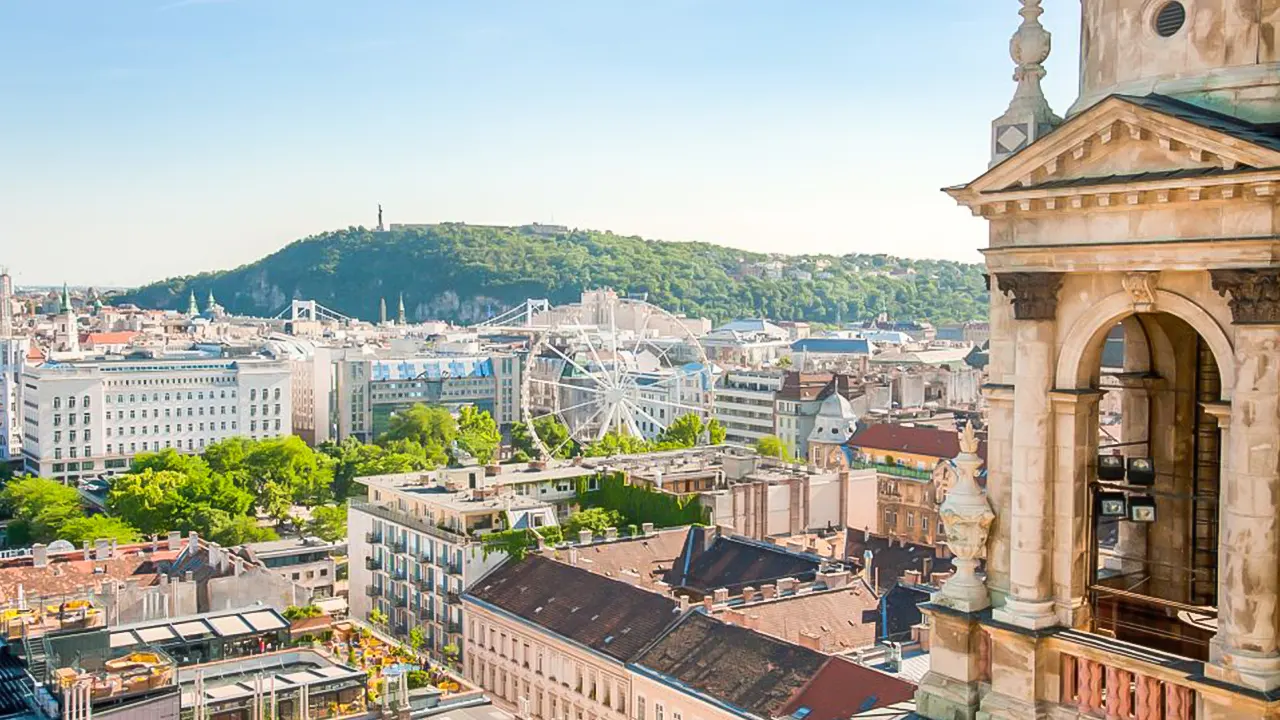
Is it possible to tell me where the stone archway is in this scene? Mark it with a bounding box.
[1055,289,1235,399]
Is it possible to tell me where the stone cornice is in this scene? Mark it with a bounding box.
[993,272,1063,321]
[1211,268,1280,325]
[953,173,1280,218]
[982,237,1280,274]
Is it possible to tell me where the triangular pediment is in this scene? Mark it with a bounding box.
[957,95,1280,199]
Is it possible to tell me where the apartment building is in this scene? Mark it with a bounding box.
[333,350,522,442]
[0,336,29,465]
[236,536,342,600]
[711,369,783,446]
[21,352,290,483]
[348,471,558,657]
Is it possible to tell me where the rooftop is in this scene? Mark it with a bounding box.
[465,554,679,663]
[239,536,344,559]
[847,423,985,462]
[633,612,827,718]
[716,580,880,654]
[0,542,190,608]
[543,527,690,590]
[177,649,365,707]
[663,527,825,598]
[780,657,918,720]
[109,606,289,650]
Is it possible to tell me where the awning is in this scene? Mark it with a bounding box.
[314,596,348,615]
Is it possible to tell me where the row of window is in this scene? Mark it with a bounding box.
[51,395,90,410]
[52,429,90,443]
[51,414,91,426]
[107,389,237,403]
[106,421,248,436]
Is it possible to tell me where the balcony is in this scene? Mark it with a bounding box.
[446,591,461,605]
[418,606,435,623]
[364,531,382,544]
[365,584,383,598]
[413,576,432,592]
[364,557,383,571]
[445,561,463,576]
[390,566,408,581]
[445,621,462,634]
[849,458,933,481]
[391,595,408,609]
[1051,629,1199,719]
[350,501,469,545]
[390,539,408,554]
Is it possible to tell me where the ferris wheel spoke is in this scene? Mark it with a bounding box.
[644,396,713,417]
[530,397,600,422]
[529,376,611,398]
[623,399,668,436]
[608,302,622,386]
[630,311,655,358]
[544,343,610,389]
[574,325,614,386]
[595,403,618,442]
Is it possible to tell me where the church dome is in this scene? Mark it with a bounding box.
[1072,0,1280,123]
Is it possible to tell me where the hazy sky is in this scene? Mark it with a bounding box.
[0,1,1082,287]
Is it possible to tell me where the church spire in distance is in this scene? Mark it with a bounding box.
[990,0,1060,167]
[187,290,199,316]
[397,293,406,325]
[379,297,387,325]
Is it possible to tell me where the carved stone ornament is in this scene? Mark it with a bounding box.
[994,272,1063,321]
[1211,268,1280,325]
[935,423,995,613]
[1122,271,1159,312]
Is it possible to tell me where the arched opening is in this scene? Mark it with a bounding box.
[1086,311,1222,660]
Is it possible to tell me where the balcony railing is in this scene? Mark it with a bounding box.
[849,458,933,481]
[364,531,382,544]
[446,591,461,605]
[365,557,382,571]
[390,566,408,581]
[445,621,462,634]
[351,501,470,545]
[365,584,382,598]
[391,595,408,609]
[1051,630,1197,720]
[390,539,407,554]
[418,606,435,622]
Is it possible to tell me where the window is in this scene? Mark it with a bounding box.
[69,430,76,443]
[68,414,76,426]
[54,448,62,460]
[907,512,915,529]
[84,446,90,458]
[83,396,90,408]
[656,704,664,720]
[53,415,61,427]
[68,447,77,459]
[1154,1,1185,37]
[84,429,90,441]
[637,698,646,720]
[54,431,61,443]
[251,388,257,401]
[84,413,90,424]
[53,397,61,410]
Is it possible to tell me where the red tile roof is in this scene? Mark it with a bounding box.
[82,331,138,346]
[847,423,986,461]
[780,657,917,720]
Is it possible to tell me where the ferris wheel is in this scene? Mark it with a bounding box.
[521,296,714,458]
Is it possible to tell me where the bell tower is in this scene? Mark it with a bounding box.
[1072,0,1280,122]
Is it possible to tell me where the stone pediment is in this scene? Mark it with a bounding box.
[953,95,1280,201]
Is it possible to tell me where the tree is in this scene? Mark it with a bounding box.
[209,515,278,545]
[583,431,650,457]
[775,355,793,368]
[283,605,324,621]
[106,469,190,536]
[369,609,389,626]
[380,405,457,455]
[754,435,788,460]
[0,477,83,545]
[660,413,705,449]
[707,418,727,445]
[563,508,623,538]
[243,436,334,507]
[456,406,500,465]
[409,626,427,653]
[512,417,575,459]
[131,449,212,482]
[308,504,348,543]
[58,516,142,546]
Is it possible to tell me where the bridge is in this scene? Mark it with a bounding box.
[271,299,354,324]
[472,298,552,331]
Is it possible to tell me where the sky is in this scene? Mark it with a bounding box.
[0,0,1082,287]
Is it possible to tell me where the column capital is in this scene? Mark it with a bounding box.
[993,272,1063,321]
[1200,400,1231,428]
[1210,268,1280,324]
[1048,388,1104,408]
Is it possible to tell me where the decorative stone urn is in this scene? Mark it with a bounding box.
[935,423,995,613]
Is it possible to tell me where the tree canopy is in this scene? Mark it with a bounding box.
[0,477,85,545]
[114,225,989,327]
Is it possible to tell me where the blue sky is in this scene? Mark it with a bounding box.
[0,0,1082,286]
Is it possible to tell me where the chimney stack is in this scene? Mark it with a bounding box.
[83,543,92,561]
[904,570,922,585]
[94,539,111,561]
[32,544,48,568]
[712,588,729,605]
[187,531,199,554]
[761,584,777,600]
[604,527,618,542]
[798,631,823,651]
[568,547,579,566]
[678,595,690,612]
[817,569,851,590]
[578,529,593,545]
[167,531,182,552]
[776,577,797,595]
[184,571,194,583]
[741,586,756,603]
[702,596,714,612]
[641,522,655,536]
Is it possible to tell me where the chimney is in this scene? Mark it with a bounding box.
[578,529,593,545]
[187,531,199,554]
[568,547,579,566]
[912,624,932,651]
[702,596,714,612]
[776,577,797,594]
[712,588,729,605]
[641,522,655,536]
[797,630,823,651]
[150,535,159,552]
[94,539,111,561]
[83,543,92,561]
[167,531,182,552]
[232,557,243,576]
[678,595,690,612]
[111,539,118,557]
[817,569,851,590]
[604,527,618,542]
[32,544,48,568]
[184,571,194,583]
[760,584,777,600]
[904,570,922,585]
[741,586,756,603]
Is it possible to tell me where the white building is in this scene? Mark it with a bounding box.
[0,337,30,465]
[348,471,558,657]
[21,353,291,483]
[712,369,784,446]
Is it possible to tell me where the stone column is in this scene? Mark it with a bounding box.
[993,272,1063,631]
[1208,270,1280,691]
[983,274,1016,603]
[1050,389,1101,629]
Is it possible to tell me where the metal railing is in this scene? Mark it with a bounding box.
[365,584,382,598]
[849,458,933,481]
[351,501,470,545]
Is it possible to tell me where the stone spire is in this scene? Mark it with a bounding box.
[379,297,387,325]
[187,290,199,316]
[990,0,1060,167]
[206,289,216,313]
[62,283,79,353]
[397,293,406,325]
[61,283,73,314]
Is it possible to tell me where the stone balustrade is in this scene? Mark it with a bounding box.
[1059,652,1193,720]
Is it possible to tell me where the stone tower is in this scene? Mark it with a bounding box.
[915,2,1280,719]
[1072,0,1280,122]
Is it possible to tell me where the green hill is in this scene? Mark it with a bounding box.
[114,224,989,326]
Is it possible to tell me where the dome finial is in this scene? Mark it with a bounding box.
[990,0,1060,167]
